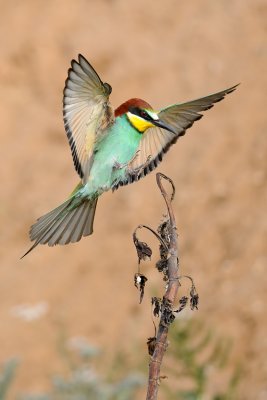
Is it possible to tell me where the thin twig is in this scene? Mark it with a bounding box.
[146,173,180,400]
[134,224,169,253]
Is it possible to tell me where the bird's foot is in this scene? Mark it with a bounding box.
[129,149,141,165]
[112,150,141,171]
[112,160,128,170]
[127,155,152,175]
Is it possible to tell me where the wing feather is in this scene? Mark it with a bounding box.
[63,54,114,181]
[112,85,238,190]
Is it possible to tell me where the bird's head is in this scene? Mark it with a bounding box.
[115,98,177,134]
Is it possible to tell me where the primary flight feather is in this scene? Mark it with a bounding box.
[23,54,238,257]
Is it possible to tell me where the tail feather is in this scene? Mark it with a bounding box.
[45,207,77,246]
[30,201,69,240]
[52,206,81,246]
[83,199,98,236]
[21,196,98,258]
[57,201,87,245]
[69,202,90,244]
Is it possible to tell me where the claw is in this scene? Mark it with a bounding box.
[113,160,126,170]
[127,154,152,175]
[112,150,141,171]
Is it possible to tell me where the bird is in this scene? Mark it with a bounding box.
[22,54,238,257]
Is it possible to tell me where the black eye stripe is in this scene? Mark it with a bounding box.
[128,106,141,116]
[129,107,152,120]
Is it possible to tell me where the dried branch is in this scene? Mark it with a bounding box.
[145,172,180,400]
[132,173,199,399]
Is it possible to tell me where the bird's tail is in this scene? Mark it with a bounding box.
[21,191,98,258]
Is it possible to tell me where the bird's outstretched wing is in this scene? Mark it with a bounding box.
[112,85,238,190]
[63,54,114,181]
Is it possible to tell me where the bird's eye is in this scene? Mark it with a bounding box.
[140,110,148,119]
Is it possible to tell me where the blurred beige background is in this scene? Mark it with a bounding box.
[0,0,266,398]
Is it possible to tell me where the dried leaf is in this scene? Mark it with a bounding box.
[190,285,199,310]
[157,219,171,259]
[151,297,162,317]
[155,259,167,273]
[133,232,152,264]
[134,273,148,303]
[147,336,157,356]
[174,296,188,313]
[163,309,175,326]
[162,299,175,326]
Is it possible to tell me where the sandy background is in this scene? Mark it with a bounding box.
[0,0,267,398]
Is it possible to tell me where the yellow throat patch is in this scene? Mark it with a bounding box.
[127,112,155,133]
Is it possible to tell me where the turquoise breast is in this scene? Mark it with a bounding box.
[86,115,142,195]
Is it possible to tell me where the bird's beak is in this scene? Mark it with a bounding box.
[152,118,177,134]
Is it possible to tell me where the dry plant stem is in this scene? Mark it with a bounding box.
[135,224,169,253]
[146,173,180,400]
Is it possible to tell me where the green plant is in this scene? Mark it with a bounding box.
[162,319,241,400]
[19,339,144,400]
[0,358,18,400]
[0,321,241,400]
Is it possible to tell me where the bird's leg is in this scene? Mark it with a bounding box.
[127,154,152,175]
[112,150,141,170]
[112,160,128,170]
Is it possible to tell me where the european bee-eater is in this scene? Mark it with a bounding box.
[23,54,238,257]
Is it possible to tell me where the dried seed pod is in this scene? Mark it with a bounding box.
[134,273,148,303]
